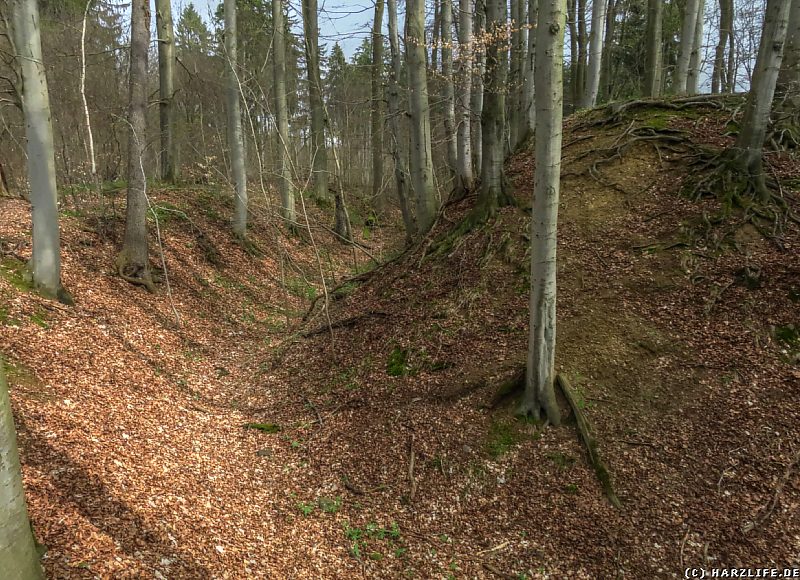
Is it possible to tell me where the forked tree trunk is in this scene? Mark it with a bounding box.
[472,0,486,175]
[476,0,514,216]
[0,362,42,580]
[442,0,458,175]
[302,0,329,205]
[14,0,70,303]
[370,0,386,215]
[155,0,177,182]
[674,0,701,94]
[734,0,792,201]
[687,0,705,95]
[455,0,474,194]
[273,0,294,223]
[224,0,248,237]
[406,0,438,234]
[581,0,606,108]
[644,0,663,97]
[387,0,415,242]
[117,0,154,291]
[522,0,564,425]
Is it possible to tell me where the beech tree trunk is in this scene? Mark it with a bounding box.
[687,0,706,95]
[155,0,177,182]
[523,0,564,425]
[302,0,329,204]
[387,0,415,242]
[371,0,386,214]
[777,0,800,91]
[442,0,458,175]
[0,362,43,580]
[273,0,294,223]
[509,0,526,150]
[224,0,248,237]
[406,0,438,234]
[712,0,734,93]
[523,0,539,140]
[644,0,663,97]
[476,0,514,215]
[117,0,153,291]
[14,0,70,303]
[734,0,792,201]
[598,0,617,101]
[581,0,606,108]
[472,0,486,175]
[455,0,474,194]
[674,0,701,94]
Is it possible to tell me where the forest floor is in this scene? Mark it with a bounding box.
[1,99,799,579]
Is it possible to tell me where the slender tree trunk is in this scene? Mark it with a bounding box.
[598,0,616,100]
[273,0,294,223]
[302,0,329,207]
[155,0,177,182]
[387,0,415,242]
[432,0,441,71]
[581,0,606,108]
[644,0,663,97]
[777,0,800,91]
[456,0,474,194]
[14,0,70,303]
[371,0,386,215]
[674,0,701,94]
[687,0,705,94]
[472,0,486,175]
[477,0,514,215]
[117,0,153,291]
[734,0,792,201]
[567,0,579,108]
[406,0,438,234]
[523,0,564,425]
[0,362,43,580]
[576,0,587,101]
[523,0,539,139]
[442,0,458,177]
[509,0,526,149]
[712,0,733,93]
[224,0,248,237]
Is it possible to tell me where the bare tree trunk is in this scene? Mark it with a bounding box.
[406,0,438,234]
[14,0,70,303]
[155,0,177,182]
[777,0,800,91]
[522,0,539,140]
[567,0,579,108]
[734,0,792,201]
[432,0,441,71]
[576,0,587,102]
[476,0,514,216]
[472,0,486,175]
[273,0,294,223]
[456,0,474,194]
[581,0,606,108]
[371,0,386,215]
[442,0,458,176]
[302,0,329,206]
[0,362,43,580]
[687,0,706,95]
[712,0,733,93]
[509,0,526,149]
[598,0,616,100]
[117,0,154,291]
[674,0,701,94]
[224,0,248,237]
[644,0,663,97]
[387,0,415,242]
[523,0,564,425]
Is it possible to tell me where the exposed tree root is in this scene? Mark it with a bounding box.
[557,374,622,509]
[115,253,156,293]
[579,94,744,128]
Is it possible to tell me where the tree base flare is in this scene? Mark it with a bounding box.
[115,252,156,293]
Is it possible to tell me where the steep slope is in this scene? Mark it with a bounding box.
[1,97,798,578]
